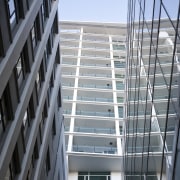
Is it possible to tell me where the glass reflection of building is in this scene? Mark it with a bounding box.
[125,0,180,179]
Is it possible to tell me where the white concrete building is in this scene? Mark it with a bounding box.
[60,21,127,180]
[59,18,180,180]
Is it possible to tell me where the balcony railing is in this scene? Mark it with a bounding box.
[79,73,111,78]
[62,83,75,87]
[127,145,173,153]
[78,84,112,89]
[63,96,73,100]
[80,63,111,67]
[81,54,110,58]
[62,72,76,76]
[76,110,114,117]
[127,127,157,134]
[74,127,116,134]
[127,145,161,153]
[77,96,113,103]
[62,61,77,65]
[71,145,117,154]
[63,109,72,114]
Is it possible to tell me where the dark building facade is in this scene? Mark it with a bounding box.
[0,0,67,180]
[125,0,180,179]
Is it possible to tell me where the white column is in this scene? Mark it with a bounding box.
[68,27,83,152]
[109,35,122,155]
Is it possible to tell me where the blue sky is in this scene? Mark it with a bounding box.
[58,0,128,23]
[58,0,179,23]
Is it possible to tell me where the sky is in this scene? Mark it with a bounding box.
[58,0,128,23]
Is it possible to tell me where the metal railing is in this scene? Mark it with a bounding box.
[78,84,112,89]
[71,145,117,154]
[77,96,113,102]
[76,110,114,117]
[74,127,116,134]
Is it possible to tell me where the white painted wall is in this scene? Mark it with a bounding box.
[111,172,123,180]
[69,172,78,180]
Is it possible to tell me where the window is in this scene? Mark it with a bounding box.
[57,88,62,107]
[78,172,111,180]
[45,148,51,175]
[118,107,123,118]
[16,53,26,87]
[0,85,13,141]
[31,25,38,50]
[47,36,52,55]
[41,4,46,30]
[116,81,124,90]
[0,102,4,140]
[113,44,125,50]
[52,116,56,136]
[9,144,21,179]
[115,74,125,79]
[7,0,18,30]
[22,109,30,141]
[35,72,40,93]
[33,139,39,159]
[114,61,125,68]
[117,97,124,103]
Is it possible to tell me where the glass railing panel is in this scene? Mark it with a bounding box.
[79,73,112,78]
[65,126,70,131]
[62,61,77,65]
[160,126,175,132]
[128,111,151,116]
[156,109,176,115]
[76,110,114,117]
[72,145,117,154]
[80,63,111,67]
[116,84,125,90]
[63,109,72,114]
[81,54,110,58]
[63,96,73,100]
[62,72,76,76]
[77,96,113,102]
[62,83,75,87]
[127,145,162,153]
[74,127,116,134]
[78,84,112,89]
[127,128,157,134]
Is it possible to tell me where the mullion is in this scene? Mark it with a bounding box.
[160,1,180,179]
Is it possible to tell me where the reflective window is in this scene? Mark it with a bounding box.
[7,0,17,30]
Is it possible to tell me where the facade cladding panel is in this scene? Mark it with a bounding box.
[0,0,67,180]
[125,0,180,180]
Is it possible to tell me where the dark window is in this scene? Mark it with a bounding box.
[7,0,18,30]
[31,25,38,50]
[45,148,51,175]
[22,109,31,143]
[114,61,125,68]
[33,139,39,159]
[0,85,13,141]
[52,116,56,136]
[15,52,27,87]
[50,73,54,88]
[35,72,40,94]
[118,106,123,118]
[0,102,4,140]
[9,144,21,179]
[41,4,45,31]
[44,47,49,66]
[57,88,62,107]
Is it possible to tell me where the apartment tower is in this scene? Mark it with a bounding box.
[60,3,180,180]
[60,21,127,180]
[0,0,67,180]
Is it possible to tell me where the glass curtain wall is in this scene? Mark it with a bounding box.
[125,0,180,179]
